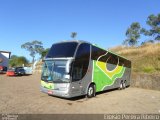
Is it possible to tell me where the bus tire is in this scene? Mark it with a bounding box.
[119,81,123,90]
[123,80,126,89]
[87,84,95,98]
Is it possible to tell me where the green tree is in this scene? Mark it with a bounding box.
[123,22,141,46]
[71,32,77,40]
[141,13,160,42]
[21,40,44,63]
[41,48,50,58]
[9,55,18,67]
[141,40,154,46]
[9,55,29,67]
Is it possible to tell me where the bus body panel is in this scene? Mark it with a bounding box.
[91,60,131,92]
[91,45,131,93]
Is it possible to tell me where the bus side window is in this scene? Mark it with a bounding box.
[72,43,90,82]
[72,62,83,80]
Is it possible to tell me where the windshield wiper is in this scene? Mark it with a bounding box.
[53,79,69,83]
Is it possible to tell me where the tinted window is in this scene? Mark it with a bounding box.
[18,69,25,72]
[72,43,90,81]
[46,42,78,58]
[91,45,131,68]
[76,43,90,60]
[107,54,118,65]
[91,46,106,60]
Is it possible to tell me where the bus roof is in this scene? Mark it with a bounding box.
[52,40,91,45]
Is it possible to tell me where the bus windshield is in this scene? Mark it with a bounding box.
[46,42,78,58]
[41,60,70,83]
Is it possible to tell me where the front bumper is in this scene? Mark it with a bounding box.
[40,86,72,98]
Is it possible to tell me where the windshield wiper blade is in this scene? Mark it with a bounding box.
[53,79,69,83]
[53,79,62,82]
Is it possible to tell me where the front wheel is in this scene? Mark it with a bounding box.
[87,84,96,98]
[119,81,123,90]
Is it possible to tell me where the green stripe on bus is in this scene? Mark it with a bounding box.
[93,61,125,92]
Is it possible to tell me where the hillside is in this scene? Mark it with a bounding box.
[110,43,160,74]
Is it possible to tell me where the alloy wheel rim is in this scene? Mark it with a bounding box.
[88,87,93,96]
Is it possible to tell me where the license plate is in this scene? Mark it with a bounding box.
[47,91,53,94]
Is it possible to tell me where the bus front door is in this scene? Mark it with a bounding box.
[70,80,82,96]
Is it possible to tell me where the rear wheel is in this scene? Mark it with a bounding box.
[123,80,126,89]
[87,84,95,98]
[119,81,123,90]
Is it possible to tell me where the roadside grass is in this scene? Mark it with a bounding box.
[110,43,160,74]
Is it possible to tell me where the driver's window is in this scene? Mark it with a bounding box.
[72,43,90,82]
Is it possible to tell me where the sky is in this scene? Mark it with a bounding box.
[0,0,160,62]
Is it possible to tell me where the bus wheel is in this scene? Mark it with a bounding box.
[123,81,126,89]
[119,81,123,90]
[87,84,95,98]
